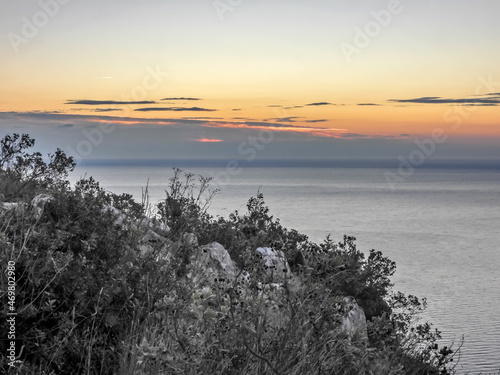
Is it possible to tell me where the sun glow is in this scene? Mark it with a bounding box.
[195,138,224,143]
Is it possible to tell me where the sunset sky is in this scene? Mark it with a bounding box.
[1,0,499,163]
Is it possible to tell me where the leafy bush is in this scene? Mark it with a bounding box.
[0,133,459,374]
[0,133,75,201]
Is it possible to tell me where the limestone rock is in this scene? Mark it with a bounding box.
[256,247,291,281]
[31,194,53,219]
[136,216,170,234]
[1,194,53,220]
[102,205,170,236]
[341,297,368,340]
[191,242,240,284]
[0,202,21,212]
[102,205,128,227]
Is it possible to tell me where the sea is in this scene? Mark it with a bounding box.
[70,164,500,373]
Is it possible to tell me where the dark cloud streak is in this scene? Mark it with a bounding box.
[305,102,331,106]
[161,97,201,101]
[94,108,124,112]
[135,107,216,112]
[66,100,156,105]
[389,95,500,106]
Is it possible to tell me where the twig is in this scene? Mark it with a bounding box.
[242,336,282,375]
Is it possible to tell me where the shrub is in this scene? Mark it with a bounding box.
[0,133,458,374]
[0,133,75,201]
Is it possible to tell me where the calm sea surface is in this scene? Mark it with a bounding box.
[70,165,500,373]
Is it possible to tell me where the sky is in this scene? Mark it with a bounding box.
[1,0,499,165]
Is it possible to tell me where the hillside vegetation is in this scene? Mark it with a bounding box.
[0,134,458,374]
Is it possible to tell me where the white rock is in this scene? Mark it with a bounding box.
[341,297,368,340]
[102,205,170,236]
[1,202,21,211]
[102,205,128,227]
[31,194,53,219]
[135,217,170,234]
[1,194,53,220]
[191,242,240,284]
[256,247,291,281]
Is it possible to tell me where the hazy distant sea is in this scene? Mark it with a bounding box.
[70,165,500,373]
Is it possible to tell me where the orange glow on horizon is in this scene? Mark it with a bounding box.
[195,138,224,142]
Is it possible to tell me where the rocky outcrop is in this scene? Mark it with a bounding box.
[102,204,170,235]
[186,240,368,338]
[1,194,53,220]
[2,195,369,339]
[190,242,243,285]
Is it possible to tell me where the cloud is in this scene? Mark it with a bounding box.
[357,103,381,106]
[135,107,216,112]
[306,119,328,123]
[0,111,179,127]
[3,111,498,164]
[94,108,124,112]
[268,104,313,109]
[389,95,500,106]
[465,103,499,106]
[339,133,366,138]
[161,97,201,101]
[267,116,303,122]
[66,100,156,105]
[232,108,241,111]
[305,102,331,106]
[2,111,344,138]
[339,133,402,139]
[202,120,347,138]
[24,110,62,114]
[182,117,224,120]
[59,124,74,128]
[0,111,354,140]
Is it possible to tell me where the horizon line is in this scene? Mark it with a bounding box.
[72,158,500,169]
